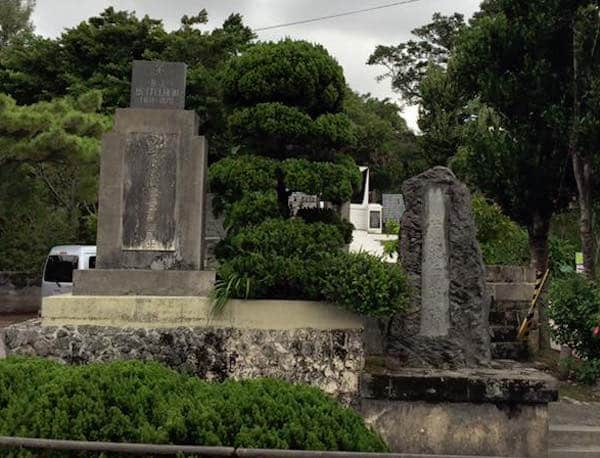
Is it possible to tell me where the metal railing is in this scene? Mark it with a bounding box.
[0,436,513,458]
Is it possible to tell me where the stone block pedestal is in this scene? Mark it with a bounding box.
[360,368,558,457]
[73,269,215,296]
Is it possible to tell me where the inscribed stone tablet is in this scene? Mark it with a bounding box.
[130,60,186,109]
[122,133,178,251]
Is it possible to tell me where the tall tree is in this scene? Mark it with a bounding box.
[343,90,421,192]
[368,13,466,104]
[0,0,35,48]
[369,14,467,169]
[571,4,600,278]
[450,0,579,273]
[0,7,255,158]
[0,91,110,271]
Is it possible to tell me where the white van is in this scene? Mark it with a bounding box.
[41,245,97,297]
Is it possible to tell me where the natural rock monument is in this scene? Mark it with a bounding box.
[361,167,557,458]
[74,60,214,296]
[387,166,491,367]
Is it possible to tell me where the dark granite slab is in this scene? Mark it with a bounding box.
[130,60,186,109]
[362,367,558,404]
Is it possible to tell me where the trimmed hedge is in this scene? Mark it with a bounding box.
[215,219,409,317]
[0,358,388,456]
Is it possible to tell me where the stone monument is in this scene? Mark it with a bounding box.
[74,60,214,296]
[387,166,491,367]
[360,167,557,457]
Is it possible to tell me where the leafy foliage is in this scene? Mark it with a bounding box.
[471,194,529,266]
[222,39,346,116]
[0,7,255,159]
[548,273,600,359]
[343,90,421,192]
[0,92,110,271]
[0,0,35,48]
[0,358,388,455]
[319,252,409,317]
[368,13,466,104]
[214,218,408,316]
[296,208,354,245]
[208,154,278,214]
[282,158,361,204]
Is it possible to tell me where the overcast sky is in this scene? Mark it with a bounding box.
[31,0,481,130]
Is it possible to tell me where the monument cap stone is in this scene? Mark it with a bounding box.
[130,60,186,109]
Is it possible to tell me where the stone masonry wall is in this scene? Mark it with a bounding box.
[0,272,41,314]
[4,320,363,404]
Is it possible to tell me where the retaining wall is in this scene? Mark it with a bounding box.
[0,272,41,314]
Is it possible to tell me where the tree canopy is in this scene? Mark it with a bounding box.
[0,92,110,271]
[0,0,35,48]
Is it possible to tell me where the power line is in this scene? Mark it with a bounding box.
[254,0,425,32]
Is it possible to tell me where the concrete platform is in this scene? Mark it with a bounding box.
[41,294,364,330]
[361,368,558,457]
[73,269,215,296]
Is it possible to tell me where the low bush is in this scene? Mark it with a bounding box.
[226,218,345,259]
[216,250,409,317]
[548,273,600,359]
[575,359,600,385]
[0,358,388,456]
[224,191,280,233]
[320,252,409,317]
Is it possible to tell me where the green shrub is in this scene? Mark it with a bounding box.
[226,219,345,259]
[224,191,280,233]
[216,249,410,317]
[320,252,409,317]
[548,236,577,276]
[296,208,354,244]
[208,155,278,214]
[228,103,314,151]
[0,358,388,456]
[575,359,600,385]
[548,273,600,359]
[282,158,361,203]
[471,194,529,265]
[222,39,346,116]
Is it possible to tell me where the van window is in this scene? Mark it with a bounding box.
[88,256,96,269]
[44,255,78,283]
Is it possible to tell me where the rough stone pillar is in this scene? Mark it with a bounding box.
[387,167,491,367]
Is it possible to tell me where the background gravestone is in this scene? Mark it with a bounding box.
[73,60,213,296]
[387,166,490,367]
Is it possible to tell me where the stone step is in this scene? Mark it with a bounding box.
[488,282,535,302]
[486,265,536,283]
[489,325,518,343]
[490,299,530,312]
[491,341,528,360]
[550,425,600,449]
[488,310,522,327]
[549,446,600,458]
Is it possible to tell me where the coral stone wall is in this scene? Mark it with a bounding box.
[4,320,363,404]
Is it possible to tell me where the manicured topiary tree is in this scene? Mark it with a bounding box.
[210,39,408,316]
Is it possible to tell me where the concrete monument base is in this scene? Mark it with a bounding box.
[41,294,364,330]
[6,297,365,403]
[73,269,215,296]
[361,368,558,458]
